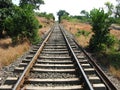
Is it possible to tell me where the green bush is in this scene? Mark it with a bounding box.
[5,5,40,44]
[76,29,91,37]
[36,12,55,20]
[0,0,13,38]
[89,8,115,52]
[115,18,120,24]
[108,52,120,69]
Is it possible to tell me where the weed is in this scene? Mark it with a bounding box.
[75,29,91,37]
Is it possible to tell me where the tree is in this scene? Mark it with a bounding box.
[89,8,115,52]
[80,10,89,18]
[0,0,13,38]
[115,0,120,18]
[5,5,40,44]
[104,2,114,16]
[19,0,44,10]
[48,13,55,21]
[57,10,69,23]
[36,12,55,21]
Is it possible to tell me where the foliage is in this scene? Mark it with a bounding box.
[104,2,114,16]
[69,15,91,23]
[0,0,13,8]
[76,29,91,37]
[104,1,120,24]
[61,14,70,20]
[36,12,55,20]
[0,0,13,38]
[4,5,40,44]
[107,52,120,69]
[115,0,120,18]
[19,0,44,10]
[89,8,115,52]
[80,10,89,18]
[57,10,69,23]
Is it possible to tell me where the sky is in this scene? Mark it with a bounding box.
[12,0,117,20]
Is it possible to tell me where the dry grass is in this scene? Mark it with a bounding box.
[0,39,30,68]
[62,20,92,47]
[110,29,120,40]
[110,66,120,79]
[62,20,120,46]
[76,35,92,47]
[37,16,54,36]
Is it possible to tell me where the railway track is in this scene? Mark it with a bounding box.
[0,23,117,90]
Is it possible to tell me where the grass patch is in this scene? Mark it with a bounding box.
[75,29,91,37]
[110,66,120,79]
[68,18,80,23]
[0,41,30,67]
[107,52,120,69]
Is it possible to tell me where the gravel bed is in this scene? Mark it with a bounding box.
[98,64,120,90]
[40,54,69,57]
[29,72,77,79]
[37,59,72,62]
[33,66,74,69]
[26,82,80,87]
[44,46,67,48]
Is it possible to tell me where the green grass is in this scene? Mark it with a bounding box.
[68,18,80,23]
[107,51,120,69]
[95,42,120,69]
[75,29,91,37]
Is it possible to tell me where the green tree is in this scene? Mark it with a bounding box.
[19,0,44,10]
[36,12,55,21]
[5,5,40,44]
[0,0,13,38]
[48,13,55,21]
[57,10,69,23]
[80,10,89,18]
[115,0,120,18]
[89,8,115,52]
[104,2,114,16]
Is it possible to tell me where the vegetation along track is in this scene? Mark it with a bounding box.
[0,23,117,90]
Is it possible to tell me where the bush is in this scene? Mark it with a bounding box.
[108,52,120,69]
[0,0,13,38]
[36,12,55,21]
[76,29,91,37]
[89,8,114,52]
[5,5,40,44]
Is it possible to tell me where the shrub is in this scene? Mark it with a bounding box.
[36,12,55,21]
[108,52,120,69]
[89,8,115,52]
[5,5,40,44]
[76,29,91,37]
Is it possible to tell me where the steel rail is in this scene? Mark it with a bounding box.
[60,24,117,90]
[12,25,54,90]
[73,39,117,90]
[59,25,94,90]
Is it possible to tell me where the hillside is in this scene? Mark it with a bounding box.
[62,20,120,79]
[62,20,120,47]
[0,17,53,68]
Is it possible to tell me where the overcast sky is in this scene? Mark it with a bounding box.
[12,0,117,20]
